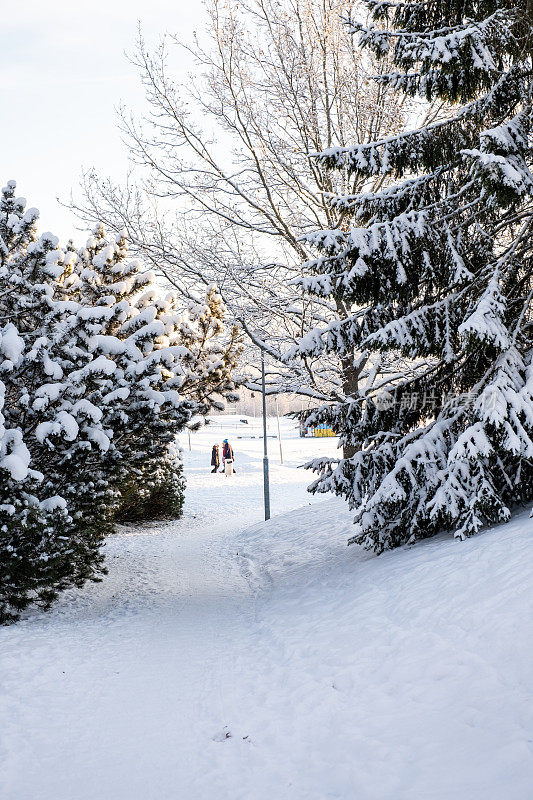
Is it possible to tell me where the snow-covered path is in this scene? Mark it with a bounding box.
[1,416,533,800]
[0,417,343,799]
[1,519,255,799]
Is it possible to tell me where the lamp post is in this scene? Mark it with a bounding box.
[261,348,271,521]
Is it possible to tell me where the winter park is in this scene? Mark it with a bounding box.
[1,1,533,799]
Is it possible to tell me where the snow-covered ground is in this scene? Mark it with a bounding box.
[1,415,532,800]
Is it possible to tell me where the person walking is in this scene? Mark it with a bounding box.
[222,439,235,476]
[211,444,220,473]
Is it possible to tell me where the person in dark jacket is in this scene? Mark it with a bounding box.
[222,439,236,475]
[211,444,220,473]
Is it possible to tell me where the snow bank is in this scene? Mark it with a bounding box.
[237,497,357,591]
[237,502,533,799]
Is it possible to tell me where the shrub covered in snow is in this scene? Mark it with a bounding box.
[290,1,533,550]
[0,182,240,622]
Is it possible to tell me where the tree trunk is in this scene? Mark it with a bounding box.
[336,298,365,459]
[340,354,360,459]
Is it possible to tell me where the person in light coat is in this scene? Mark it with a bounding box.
[222,439,235,476]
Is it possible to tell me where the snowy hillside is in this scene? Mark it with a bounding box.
[1,417,532,799]
[239,502,533,799]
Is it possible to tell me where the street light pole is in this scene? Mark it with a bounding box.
[261,348,271,521]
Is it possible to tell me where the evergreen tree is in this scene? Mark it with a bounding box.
[291,1,533,550]
[71,224,240,521]
[0,185,240,622]
[0,181,109,621]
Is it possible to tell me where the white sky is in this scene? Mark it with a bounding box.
[1,0,205,241]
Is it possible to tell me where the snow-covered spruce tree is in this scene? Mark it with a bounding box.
[291,1,533,550]
[0,324,73,623]
[0,182,110,622]
[71,224,241,522]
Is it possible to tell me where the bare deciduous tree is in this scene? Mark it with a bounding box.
[71,0,411,403]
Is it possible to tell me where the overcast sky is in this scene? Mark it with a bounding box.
[1,0,204,241]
